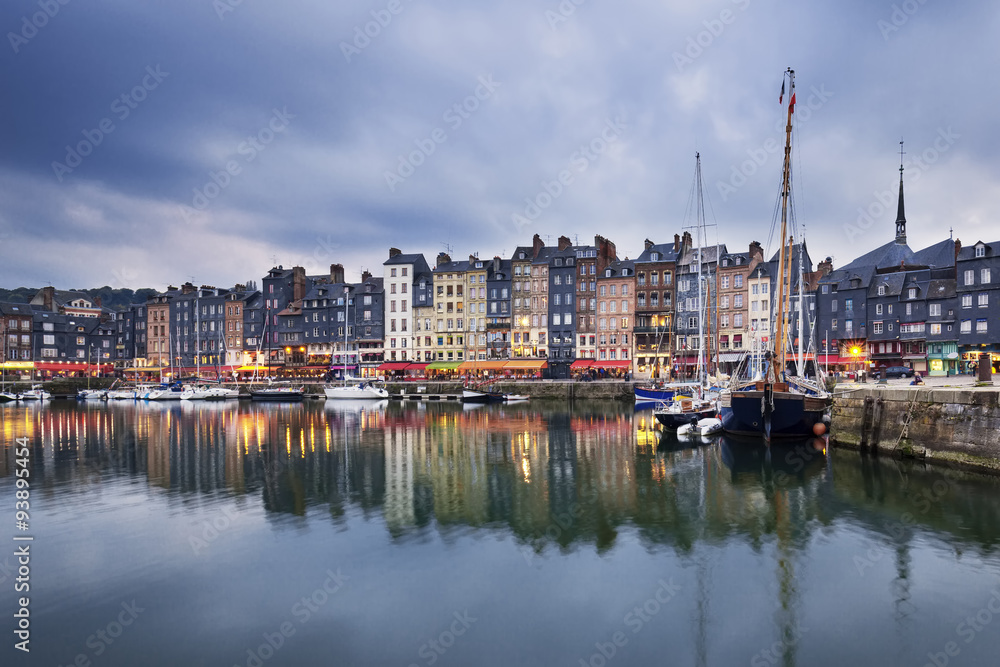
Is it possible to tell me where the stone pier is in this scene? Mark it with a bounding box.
[831,385,1000,472]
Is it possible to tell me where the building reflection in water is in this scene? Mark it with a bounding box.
[2,401,999,566]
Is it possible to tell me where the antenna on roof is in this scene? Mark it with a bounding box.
[270,255,278,266]
[441,243,453,255]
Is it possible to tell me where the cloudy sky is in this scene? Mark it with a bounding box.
[1,0,997,291]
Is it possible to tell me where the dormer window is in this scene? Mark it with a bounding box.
[976,244,986,258]
[651,252,660,261]
[908,288,917,299]
[519,252,525,259]
[722,259,729,267]
[605,269,612,277]
[877,285,885,296]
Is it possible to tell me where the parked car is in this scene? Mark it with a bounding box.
[873,366,914,379]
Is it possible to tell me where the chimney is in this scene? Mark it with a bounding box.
[166,285,178,292]
[330,263,345,284]
[493,256,501,272]
[361,269,372,282]
[292,266,306,302]
[181,282,196,295]
[557,235,571,251]
[646,238,656,252]
[681,231,693,253]
[436,252,451,268]
[95,296,102,308]
[955,239,962,264]
[42,286,54,312]
[469,254,477,264]
[532,234,544,258]
[389,247,402,259]
[817,257,833,276]
[234,284,246,292]
[749,241,763,260]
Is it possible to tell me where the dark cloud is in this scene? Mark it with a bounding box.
[1,0,996,289]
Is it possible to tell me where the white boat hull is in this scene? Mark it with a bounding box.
[324,385,389,400]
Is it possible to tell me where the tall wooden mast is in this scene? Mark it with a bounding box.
[774,68,795,379]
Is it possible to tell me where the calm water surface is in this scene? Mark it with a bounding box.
[2,400,1000,667]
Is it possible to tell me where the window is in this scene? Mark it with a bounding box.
[962,295,973,308]
[877,285,885,296]
[929,303,941,316]
[43,334,54,345]
[976,245,986,258]
[721,276,730,289]
[875,304,883,315]
[734,314,743,327]
[734,275,743,288]
[930,323,941,335]
[979,293,989,307]
[390,268,397,277]
[845,320,853,334]
[873,322,883,334]
[734,295,743,308]
[845,299,853,311]
[908,288,917,299]
[832,319,837,331]
[721,295,729,309]
[965,270,975,285]
[831,299,838,311]
[961,320,971,333]
[977,319,988,333]
[983,268,992,284]
[906,303,912,316]
[688,317,697,329]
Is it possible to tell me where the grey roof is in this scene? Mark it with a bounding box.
[839,240,915,272]
[957,240,999,261]
[0,302,34,316]
[432,259,471,273]
[635,242,679,264]
[678,244,727,269]
[603,258,636,277]
[384,253,429,267]
[868,272,907,297]
[912,238,957,267]
[927,279,957,299]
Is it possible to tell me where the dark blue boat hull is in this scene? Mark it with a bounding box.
[720,389,828,439]
[634,387,676,402]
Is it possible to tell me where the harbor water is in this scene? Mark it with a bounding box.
[2,400,1000,666]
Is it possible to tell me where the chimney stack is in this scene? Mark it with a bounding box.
[817,257,833,276]
[532,234,544,258]
[557,235,571,251]
[749,241,764,260]
[681,231,693,253]
[389,247,402,259]
[673,234,680,252]
[361,269,372,282]
[330,263,345,284]
[436,252,451,268]
[181,282,196,295]
[292,266,306,303]
[42,286,54,312]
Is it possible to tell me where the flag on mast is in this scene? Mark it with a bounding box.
[789,91,796,114]
[779,80,785,104]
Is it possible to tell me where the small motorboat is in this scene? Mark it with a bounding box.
[19,385,51,401]
[250,383,305,401]
[503,394,530,402]
[324,381,389,400]
[677,417,724,437]
[654,396,718,430]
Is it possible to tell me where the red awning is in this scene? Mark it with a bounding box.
[405,363,429,370]
[817,355,842,364]
[377,362,411,371]
[733,334,743,342]
[570,360,594,369]
[36,362,103,372]
[591,360,632,369]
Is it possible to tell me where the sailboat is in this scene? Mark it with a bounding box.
[325,285,389,400]
[655,154,720,431]
[719,68,831,439]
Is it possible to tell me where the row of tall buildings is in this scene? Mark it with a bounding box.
[3,171,999,379]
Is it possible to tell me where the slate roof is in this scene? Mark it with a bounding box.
[0,302,34,316]
[635,242,679,264]
[957,240,999,261]
[927,279,957,299]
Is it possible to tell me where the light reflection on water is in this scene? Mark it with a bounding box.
[1,400,1000,667]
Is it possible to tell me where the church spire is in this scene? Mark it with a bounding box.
[895,140,906,245]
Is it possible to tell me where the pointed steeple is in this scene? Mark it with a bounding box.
[895,140,907,245]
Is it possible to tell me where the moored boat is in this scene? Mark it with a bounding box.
[324,381,389,400]
[250,384,305,401]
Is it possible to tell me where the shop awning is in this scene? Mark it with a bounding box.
[718,352,743,363]
[405,363,429,370]
[570,359,594,369]
[591,360,631,369]
[456,360,507,370]
[0,361,34,370]
[36,362,106,372]
[503,360,548,370]
[377,362,411,371]
[816,355,842,364]
[426,361,463,370]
